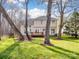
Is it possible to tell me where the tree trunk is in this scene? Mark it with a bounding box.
[57,11,63,39]
[25,0,32,41]
[0,13,1,40]
[44,0,53,46]
[0,5,24,41]
[0,0,2,40]
[74,13,77,38]
[75,31,77,38]
[57,0,64,40]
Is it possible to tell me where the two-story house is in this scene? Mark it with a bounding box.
[20,16,57,36]
[21,16,57,35]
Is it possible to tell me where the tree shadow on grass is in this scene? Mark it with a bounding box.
[53,46,79,55]
[31,40,79,59]
[61,36,79,43]
[63,36,79,40]
[43,45,77,59]
[32,40,79,56]
[64,39,79,43]
[66,37,79,40]
[0,41,20,59]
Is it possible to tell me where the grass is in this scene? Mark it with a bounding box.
[0,36,79,59]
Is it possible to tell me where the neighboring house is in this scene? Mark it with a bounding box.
[21,16,58,36]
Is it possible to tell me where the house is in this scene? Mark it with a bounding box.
[20,16,58,36]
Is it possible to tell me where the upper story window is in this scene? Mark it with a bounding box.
[41,20,43,24]
[32,21,34,25]
[30,29,31,32]
[29,25,31,27]
[52,20,55,23]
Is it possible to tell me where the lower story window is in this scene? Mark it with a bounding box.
[51,29,55,34]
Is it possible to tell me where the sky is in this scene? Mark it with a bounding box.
[2,0,47,18]
[1,0,79,19]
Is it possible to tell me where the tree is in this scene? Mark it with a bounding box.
[25,0,32,41]
[57,0,64,39]
[65,10,79,38]
[0,5,24,41]
[55,0,67,39]
[53,0,73,39]
[0,0,2,40]
[44,0,53,46]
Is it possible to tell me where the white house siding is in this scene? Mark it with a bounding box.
[28,21,57,35]
[20,16,58,36]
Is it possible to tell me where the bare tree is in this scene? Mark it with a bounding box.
[57,0,64,39]
[0,5,24,41]
[0,0,2,40]
[0,13,1,40]
[25,0,32,41]
[55,0,72,39]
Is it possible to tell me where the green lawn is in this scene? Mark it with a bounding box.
[0,36,79,59]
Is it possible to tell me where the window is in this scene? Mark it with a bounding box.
[35,29,38,33]
[52,20,55,24]
[43,29,45,31]
[41,20,43,24]
[29,25,31,27]
[38,29,39,33]
[32,21,34,25]
[30,29,31,32]
[51,29,55,33]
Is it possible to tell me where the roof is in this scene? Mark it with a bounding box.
[29,16,57,21]
[28,16,57,25]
